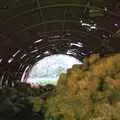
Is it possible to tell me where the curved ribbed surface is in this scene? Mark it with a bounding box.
[0,1,120,87]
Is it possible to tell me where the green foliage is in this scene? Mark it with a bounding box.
[0,54,120,120]
[45,54,120,120]
[0,88,33,120]
[30,96,43,112]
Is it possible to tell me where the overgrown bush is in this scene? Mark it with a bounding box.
[45,54,120,120]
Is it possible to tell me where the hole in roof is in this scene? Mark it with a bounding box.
[21,54,82,86]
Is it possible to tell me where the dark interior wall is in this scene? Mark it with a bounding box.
[0,0,120,87]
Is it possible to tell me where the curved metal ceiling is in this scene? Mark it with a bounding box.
[0,0,120,87]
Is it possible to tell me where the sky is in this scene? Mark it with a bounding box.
[25,54,82,86]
